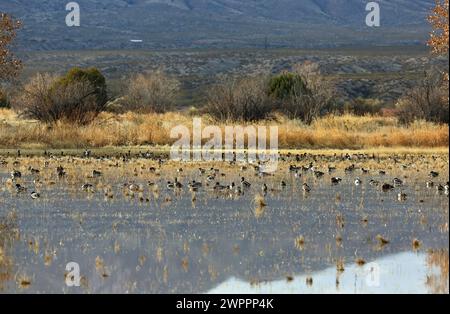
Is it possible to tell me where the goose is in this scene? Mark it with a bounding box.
[262,183,268,193]
[361,168,369,174]
[228,182,236,190]
[331,177,342,185]
[241,177,251,188]
[328,166,336,173]
[289,165,300,172]
[206,174,216,182]
[354,178,362,186]
[369,179,380,187]
[426,181,434,188]
[280,181,287,188]
[30,191,40,199]
[198,168,206,175]
[166,181,175,189]
[379,170,386,176]
[302,183,311,193]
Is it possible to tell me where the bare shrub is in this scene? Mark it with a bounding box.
[205,76,273,122]
[396,70,449,125]
[124,70,180,113]
[13,72,107,125]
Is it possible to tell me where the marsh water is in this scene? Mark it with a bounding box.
[0,153,448,294]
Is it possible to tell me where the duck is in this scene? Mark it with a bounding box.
[331,177,342,185]
[382,183,395,192]
[81,183,94,192]
[15,184,26,193]
[128,183,142,192]
[57,166,66,177]
[166,181,175,189]
[262,183,268,193]
[328,166,336,173]
[213,182,227,191]
[92,170,102,178]
[379,170,387,176]
[426,181,434,188]
[174,178,183,189]
[10,170,21,180]
[369,179,380,187]
[314,171,325,179]
[344,164,356,173]
[30,191,40,199]
[241,177,251,188]
[398,191,407,202]
[354,178,362,186]
[302,183,311,193]
[393,178,403,186]
[28,167,40,175]
[280,181,287,188]
[188,180,202,189]
[376,235,390,245]
[429,171,439,178]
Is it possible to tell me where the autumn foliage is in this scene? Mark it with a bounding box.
[0,13,22,82]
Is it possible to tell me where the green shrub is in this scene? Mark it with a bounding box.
[0,89,10,108]
[268,72,308,100]
[14,68,108,124]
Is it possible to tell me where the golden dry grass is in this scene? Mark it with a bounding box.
[0,109,448,150]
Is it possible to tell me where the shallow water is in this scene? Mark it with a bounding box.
[0,155,448,294]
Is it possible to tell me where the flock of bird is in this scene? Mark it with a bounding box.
[1,150,449,204]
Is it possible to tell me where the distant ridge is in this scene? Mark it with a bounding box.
[3,0,434,51]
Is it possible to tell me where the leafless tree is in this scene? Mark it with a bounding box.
[396,69,449,124]
[124,70,180,113]
[205,75,273,121]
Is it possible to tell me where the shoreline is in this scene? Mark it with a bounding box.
[1,146,448,158]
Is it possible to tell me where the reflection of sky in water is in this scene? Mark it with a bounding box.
[209,252,436,294]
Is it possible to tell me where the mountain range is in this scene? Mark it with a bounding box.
[1,0,435,50]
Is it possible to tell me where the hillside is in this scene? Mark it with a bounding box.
[2,0,435,50]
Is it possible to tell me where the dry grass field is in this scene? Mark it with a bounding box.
[0,109,448,151]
